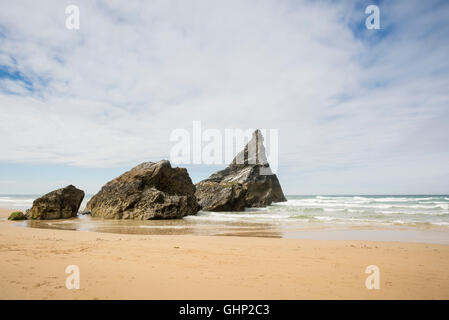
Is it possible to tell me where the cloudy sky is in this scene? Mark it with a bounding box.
[0,0,448,195]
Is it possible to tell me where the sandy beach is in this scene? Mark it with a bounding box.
[1,208,448,300]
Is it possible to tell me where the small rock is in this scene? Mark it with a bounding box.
[8,211,26,220]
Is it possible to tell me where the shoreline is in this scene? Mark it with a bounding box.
[4,206,449,245]
[1,208,449,299]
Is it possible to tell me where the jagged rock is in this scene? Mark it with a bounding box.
[8,211,26,220]
[27,185,85,220]
[195,129,287,211]
[86,160,200,219]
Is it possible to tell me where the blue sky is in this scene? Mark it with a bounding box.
[0,0,448,195]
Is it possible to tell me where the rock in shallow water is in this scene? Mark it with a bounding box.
[86,160,200,219]
[195,129,287,211]
[8,211,26,220]
[27,185,85,220]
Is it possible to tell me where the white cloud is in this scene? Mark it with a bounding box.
[0,0,448,193]
[0,78,29,95]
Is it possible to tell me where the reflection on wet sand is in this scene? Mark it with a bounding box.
[19,214,283,238]
[17,212,449,244]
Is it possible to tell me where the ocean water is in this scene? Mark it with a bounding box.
[0,194,38,210]
[0,194,92,211]
[2,194,449,228]
[3,195,449,243]
[187,195,449,228]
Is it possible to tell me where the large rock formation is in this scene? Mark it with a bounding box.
[195,129,287,211]
[27,185,85,220]
[86,160,200,219]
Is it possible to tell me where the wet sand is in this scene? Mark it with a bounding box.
[1,208,449,299]
[14,209,449,244]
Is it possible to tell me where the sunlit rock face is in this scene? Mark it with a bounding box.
[86,160,200,220]
[27,185,85,220]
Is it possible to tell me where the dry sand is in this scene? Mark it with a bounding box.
[0,208,448,299]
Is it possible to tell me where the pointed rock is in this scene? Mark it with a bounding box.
[195,130,286,211]
[86,160,200,219]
